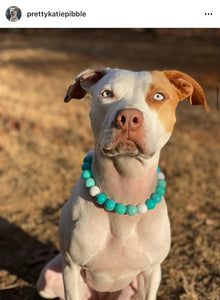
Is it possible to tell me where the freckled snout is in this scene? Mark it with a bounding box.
[115,109,143,131]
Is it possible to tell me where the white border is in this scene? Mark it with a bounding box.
[0,0,220,28]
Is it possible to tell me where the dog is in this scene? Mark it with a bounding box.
[37,68,207,300]
[9,7,19,22]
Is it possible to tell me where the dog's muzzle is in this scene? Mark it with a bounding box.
[102,109,146,157]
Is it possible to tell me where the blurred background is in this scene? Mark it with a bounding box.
[0,29,219,299]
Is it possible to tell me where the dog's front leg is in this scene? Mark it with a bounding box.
[62,259,83,300]
[135,265,161,300]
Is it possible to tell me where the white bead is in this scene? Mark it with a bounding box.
[158,172,165,180]
[89,186,100,197]
[137,203,148,214]
[87,150,94,156]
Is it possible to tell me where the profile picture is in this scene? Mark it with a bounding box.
[6,6,22,22]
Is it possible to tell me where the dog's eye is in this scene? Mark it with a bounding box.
[101,90,113,98]
[153,93,165,101]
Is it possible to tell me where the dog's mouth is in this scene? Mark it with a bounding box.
[102,139,156,159]
[102,139,141,157]
[100,126,155,158]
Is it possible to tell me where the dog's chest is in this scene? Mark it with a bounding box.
[69,203,170,273]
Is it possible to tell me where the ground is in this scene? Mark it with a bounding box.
[0,29,219,300]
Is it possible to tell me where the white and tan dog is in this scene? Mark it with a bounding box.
[9,7,19,22]
[37,68,207,300]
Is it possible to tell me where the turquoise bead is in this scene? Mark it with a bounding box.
[157,179,166,188]
[82,170,92,180]
[104,199,116,211]
[126,205,138,216]
[151,193,162,203]
[83,155,93,164]
[115,203,126,215]
[96,193,107,205]
[155,186,165,196]
[82,162,91,171]
[85,178,95,188]
[145,199,155,210]
[157,166,161,172]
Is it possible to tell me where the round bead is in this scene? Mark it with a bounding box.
[137,203,148,214]
[155,186,165,196]
[89,186,100,197]
[83,155,93,164]
[82,162,91,171]
[150,193,162,203]
[157,166,161,172]
[96,193,107,205]
[145,199,156,210]
[126,205,138,216]
[115,203,126,215]
[82,170,92,180]
[87,150,94,156]
[85,178,95,188]
[157,179,167,188]
[158,172,165,180]
[104,199,116,211]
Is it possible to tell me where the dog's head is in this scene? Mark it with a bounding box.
[64,68,207,158]
[10,7,18,19]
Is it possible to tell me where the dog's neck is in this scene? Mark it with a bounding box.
[91,149,160,206]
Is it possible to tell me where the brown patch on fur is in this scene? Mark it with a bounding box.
[146,70,208,132]
[163,70,208,110]
[146,71,179,133]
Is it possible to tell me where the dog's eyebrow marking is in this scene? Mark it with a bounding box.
[145,71,179,133]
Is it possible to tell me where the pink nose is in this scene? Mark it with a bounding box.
[115,109,143,131]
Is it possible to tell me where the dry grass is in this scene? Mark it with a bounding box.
[0,29,219,299]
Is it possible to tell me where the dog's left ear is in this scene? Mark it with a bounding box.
[164,70,208,111]
[64,68,109,102]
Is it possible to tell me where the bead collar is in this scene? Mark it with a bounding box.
[81,150,166,216]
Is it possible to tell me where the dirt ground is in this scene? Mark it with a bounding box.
[0,29,219,300]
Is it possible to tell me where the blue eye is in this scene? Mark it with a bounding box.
[153,93,165,101]
[101,90,113,98]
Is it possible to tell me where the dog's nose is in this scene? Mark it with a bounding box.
[115,109,143,130]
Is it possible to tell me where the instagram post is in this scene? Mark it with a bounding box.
[0,1,219,299]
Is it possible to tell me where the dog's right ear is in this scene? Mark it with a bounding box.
[64,68,110,102]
